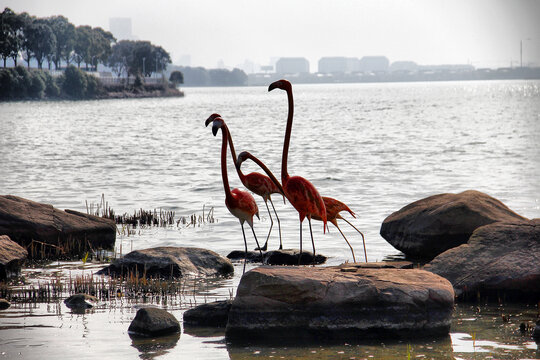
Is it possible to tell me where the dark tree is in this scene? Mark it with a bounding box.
[72,25,92,69]
[169,70,183,85]
[29,19,56,69]
[44,15,75,69]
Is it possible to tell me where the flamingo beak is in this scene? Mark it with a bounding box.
[205,117,213,127]
[211,122,220,136]
[268,80,282,92]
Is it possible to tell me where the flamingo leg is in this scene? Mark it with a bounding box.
[341,218,367,263]
[250,224,263,260]
[257,200,272,251]
[240,222,248,275]
[308,217,316,264]
[298,219,303,265]
[334,223,356,263]
[269,197,282,250]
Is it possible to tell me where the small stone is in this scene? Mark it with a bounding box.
[128,307,180,337]
[0,299,11,310]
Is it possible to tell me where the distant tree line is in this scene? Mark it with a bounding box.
[169,66,247,86]
[0,7,172,78]
[0,65,102,100]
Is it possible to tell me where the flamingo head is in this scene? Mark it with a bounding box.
[268,79,291,92]
[236,151,250,169]
[205,113,221,127]
[211,117,224,136]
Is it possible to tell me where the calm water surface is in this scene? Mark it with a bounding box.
[1,80,539,358]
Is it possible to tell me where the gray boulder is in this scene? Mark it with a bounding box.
[128,307,180,337]
[0,235,28,279]
[97,246,234,278]
[0,195,116,260]
[225,265,454,343]
[425,219,540,301]
[183,300,233,327]
[380,190,527,259]
[64,293,98,309]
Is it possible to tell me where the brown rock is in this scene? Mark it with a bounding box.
[425,219,540,302]
[0,235,28,279]
[128,307,180,337]
[225,265,454,343]
[0,195,116,260]
[183,300,233,327]
[380,190,527,259]
[97,246,234,278]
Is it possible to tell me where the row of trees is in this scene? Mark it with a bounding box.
[168,66,247,86]
[0,8,172,78]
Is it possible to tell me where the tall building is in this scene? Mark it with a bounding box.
[109,18,133,41]
[275,57,310,74]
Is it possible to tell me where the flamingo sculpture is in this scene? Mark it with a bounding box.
[206,113,285,250]
[208,116,263,273]
[311,197,368,263]
[269,79,327,261]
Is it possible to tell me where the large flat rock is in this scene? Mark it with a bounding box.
[225,265,454,343]
[0,195,116,260]
[0,235,28,279]
[380,190,527,259]
[425,219,540,302]
[97,246,234,278]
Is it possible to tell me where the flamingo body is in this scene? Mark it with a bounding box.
[243,172,281,201]
[284,176,325,223]
[312,196,354,225]
[226,188,259,227]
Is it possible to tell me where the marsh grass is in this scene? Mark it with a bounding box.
[0,268,221,308]
[86,195,216,228]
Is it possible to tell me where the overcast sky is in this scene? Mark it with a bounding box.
[2,0,540,71]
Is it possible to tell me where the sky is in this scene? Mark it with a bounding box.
[2,0,540,71]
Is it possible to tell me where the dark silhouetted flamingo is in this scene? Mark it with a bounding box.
[206,113,285,251]
[311,197,367,263]
[269,79,327,261]
[208,116,263,273]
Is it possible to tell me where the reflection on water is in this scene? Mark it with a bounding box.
[130,333,181,360]
[1,81,540,359]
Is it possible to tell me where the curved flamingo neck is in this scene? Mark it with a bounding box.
[281,86,294,184]
[219,126,234,202]
[225,125,246,183]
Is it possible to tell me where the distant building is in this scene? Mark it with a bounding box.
[358,56,390,73]
[318,57,361,73]
[109,18,133,41]
[276,57,310,74]
[390,61,418,73]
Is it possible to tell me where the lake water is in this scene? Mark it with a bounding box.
[1,80,539,358]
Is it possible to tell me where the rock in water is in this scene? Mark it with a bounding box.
[0,299,11,310]
[183,300,233,327]
[64,294,98,309]
[264,249,326,265]
[128,307,180,337]
[225,265,454,343]
[97,246,234,278]
[425,219,540,302]
[380,190,527,259]
[0,195,116,260]
[0,235,28,279]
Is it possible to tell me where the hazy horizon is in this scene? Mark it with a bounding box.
[2,0,540,72]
